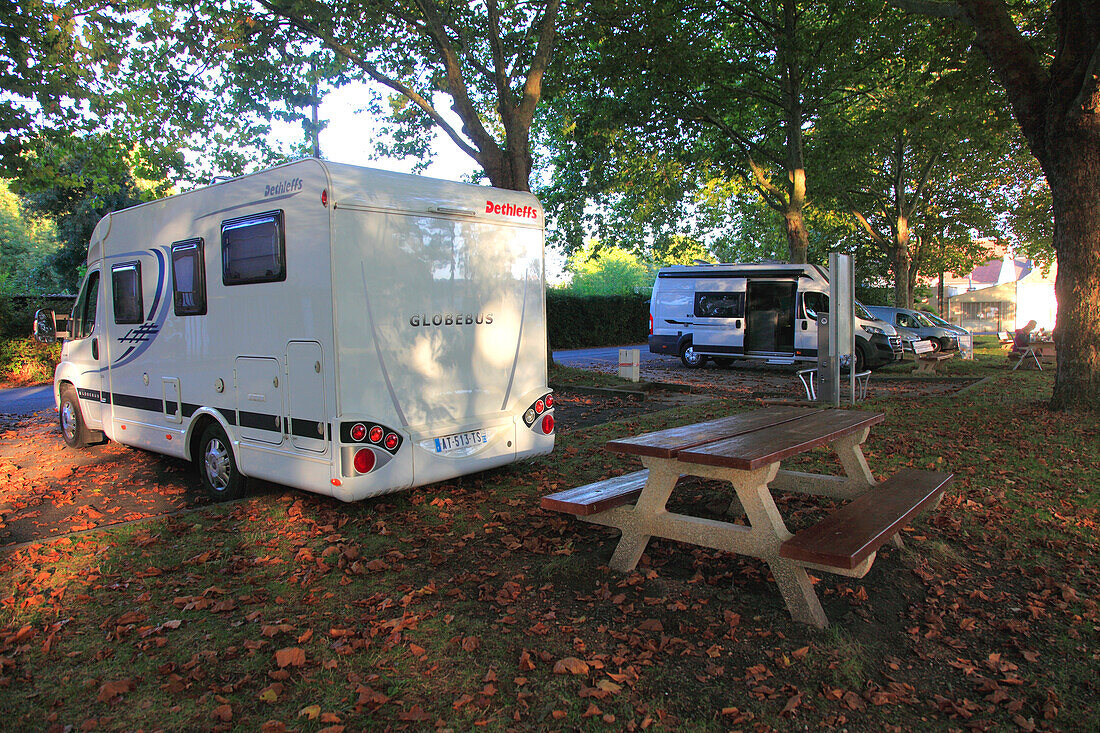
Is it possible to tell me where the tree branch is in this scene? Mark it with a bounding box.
[255,0,483,162]
[885,0,967,23]
[515,0,561,127]
[1068,41,1100,121]
[411,0,500,157]
[891,0,1051,169]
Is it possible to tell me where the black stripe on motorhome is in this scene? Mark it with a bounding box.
[79,390,328,440]
[657,269,812,279]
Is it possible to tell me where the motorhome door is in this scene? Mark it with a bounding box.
[745,281,796,356]
[66,268,106,430]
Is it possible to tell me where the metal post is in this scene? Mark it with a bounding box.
[824,253,857,405]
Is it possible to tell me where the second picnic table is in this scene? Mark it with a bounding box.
[542,406,952,628]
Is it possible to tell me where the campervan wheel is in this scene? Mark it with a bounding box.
[680,344,705,369]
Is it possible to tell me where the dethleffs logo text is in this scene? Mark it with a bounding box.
[485,200,538,219]
[410,313,494,327]
[264,178,304,197]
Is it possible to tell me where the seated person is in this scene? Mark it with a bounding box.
[1011,320,1038,355]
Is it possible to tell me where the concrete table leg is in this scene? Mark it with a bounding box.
[606,459,680,572]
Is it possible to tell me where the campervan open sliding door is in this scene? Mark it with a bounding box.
[745,281,796,355]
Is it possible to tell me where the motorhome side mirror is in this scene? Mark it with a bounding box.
[33,309,68,343]
[34,309,56,343]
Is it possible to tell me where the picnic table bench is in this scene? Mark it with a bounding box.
[541,406,952,628]
[911,340,953,375]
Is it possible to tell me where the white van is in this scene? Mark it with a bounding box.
[40,159,554,502]
[648,263,902,372]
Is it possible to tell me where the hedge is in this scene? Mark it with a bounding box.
[546,292,649,349]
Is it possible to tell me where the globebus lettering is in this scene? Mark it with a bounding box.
[485,200,538,219]
[409,313,494,327]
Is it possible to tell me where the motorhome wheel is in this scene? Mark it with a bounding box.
[680,344,705,369]
[59,385,88,449]
[199,424,247,501]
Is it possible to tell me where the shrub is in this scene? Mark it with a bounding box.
[547,292,649,349]
[0,337,61,386]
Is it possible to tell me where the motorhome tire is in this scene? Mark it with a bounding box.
[59,385,88,449]
[680,344,706,369]
[198,424,247,501]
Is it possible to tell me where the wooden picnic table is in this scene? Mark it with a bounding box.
[1012,340,1056,370]
[541,406,951,628]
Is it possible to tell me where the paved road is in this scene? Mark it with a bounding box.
[0,385,54,415]
[553,344,662,369]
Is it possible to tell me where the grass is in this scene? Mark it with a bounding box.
[1,338,1097,731]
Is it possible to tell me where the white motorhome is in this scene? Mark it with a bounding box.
[648,263,902,372]
[42,159,555,502]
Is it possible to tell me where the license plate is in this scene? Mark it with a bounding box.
[433,429,487,454]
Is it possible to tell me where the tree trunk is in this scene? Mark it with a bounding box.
[1048,124,1100,410]
[893,214,912,307]
[785,207,809,264]
[481,140,532,192]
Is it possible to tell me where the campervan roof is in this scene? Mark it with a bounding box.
[655,262,830,286]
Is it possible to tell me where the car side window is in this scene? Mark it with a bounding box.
[803,292,828,320]
[694,292,745,318]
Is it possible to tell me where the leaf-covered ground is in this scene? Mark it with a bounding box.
[0,346,1097,731]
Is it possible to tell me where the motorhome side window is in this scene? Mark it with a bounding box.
[803,292,827,320]
[222,210,286,285]
[172,238,207,315]
[71,271,100,339]
[112,262,144,324]
[694,292,745,318]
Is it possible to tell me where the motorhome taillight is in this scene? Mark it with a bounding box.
[523,392,554,428]
[649,313,653,335]
[341,421,403,453]
[321,189,328,207]
[353,448,376,474]
[541,414,555,434]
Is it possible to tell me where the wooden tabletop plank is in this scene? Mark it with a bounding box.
[676,409,885,470]
[605,406,820,459]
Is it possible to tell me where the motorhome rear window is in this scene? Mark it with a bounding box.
[221,210,286,285]
[694,292,745,318]
[172,238,207,315]
[112,262,144,324]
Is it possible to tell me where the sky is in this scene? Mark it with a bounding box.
[272,83,479,184]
